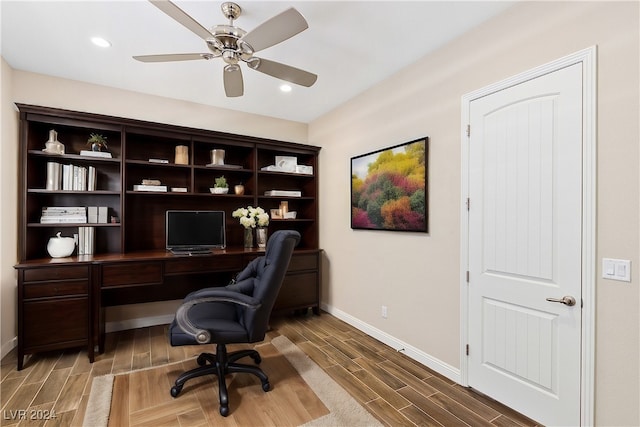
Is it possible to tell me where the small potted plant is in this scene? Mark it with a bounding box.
[210,176,229,194]
[87,133,108,152]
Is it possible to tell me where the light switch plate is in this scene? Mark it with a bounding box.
[602,258,631,282]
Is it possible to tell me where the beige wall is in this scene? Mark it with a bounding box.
[310,1,639,426]
[1,58,19,358]
[2,1,639,425]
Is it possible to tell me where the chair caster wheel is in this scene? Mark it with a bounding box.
[262,381,271,392]
[197,354,207,366]
[170,385,182,397]
[219,405,229,417]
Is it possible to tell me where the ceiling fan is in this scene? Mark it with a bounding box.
[133,0,318,97]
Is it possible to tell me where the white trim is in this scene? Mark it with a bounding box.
[105,314,174,333]
[459,46,597,426]
[1,336,17,360]
[321,303,461,383]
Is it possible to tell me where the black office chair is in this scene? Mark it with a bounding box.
[168,230,300,416]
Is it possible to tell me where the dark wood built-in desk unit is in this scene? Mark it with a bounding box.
[14,104,321,370]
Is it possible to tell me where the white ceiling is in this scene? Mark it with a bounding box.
[1,1,515,123]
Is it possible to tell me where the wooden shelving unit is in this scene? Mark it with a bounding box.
[14,104,321,369]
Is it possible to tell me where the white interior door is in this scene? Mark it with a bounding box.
[467,63,583,426]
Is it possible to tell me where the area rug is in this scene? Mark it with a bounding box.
[83,335,382,426]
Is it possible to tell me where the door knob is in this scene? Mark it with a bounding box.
[546,296,576,306]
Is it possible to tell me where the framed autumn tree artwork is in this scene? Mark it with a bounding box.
[351,137,428,232]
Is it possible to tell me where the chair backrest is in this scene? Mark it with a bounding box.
[241,230,300,341]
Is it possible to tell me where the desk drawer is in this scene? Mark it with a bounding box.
[23,265,89,283]
[24,281,88,299]
[101,262,163,287]
[288,253,319,272]
[164,255,242,274]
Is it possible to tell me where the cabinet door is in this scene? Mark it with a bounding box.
[274,271,319,311]
[23,297,88,349]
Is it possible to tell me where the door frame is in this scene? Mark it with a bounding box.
[459,46,596,426]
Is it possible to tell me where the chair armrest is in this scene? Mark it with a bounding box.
[176,289,261,344]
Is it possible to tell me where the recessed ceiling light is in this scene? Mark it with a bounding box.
[91,37,111,48]
[279,84,292,93]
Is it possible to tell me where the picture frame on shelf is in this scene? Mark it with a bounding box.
[350,137,428,232]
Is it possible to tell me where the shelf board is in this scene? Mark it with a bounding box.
[28,223,120,227]
[28,150,120,163]
[28,189,120,195]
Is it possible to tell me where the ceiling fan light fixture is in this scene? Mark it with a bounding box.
[136,0,316,97]
[91,37,111,48]
[222,50,239,65]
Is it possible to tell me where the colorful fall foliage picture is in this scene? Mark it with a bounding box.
[351,138,428,232]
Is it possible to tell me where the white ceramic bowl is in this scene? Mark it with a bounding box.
[209,187,229,194]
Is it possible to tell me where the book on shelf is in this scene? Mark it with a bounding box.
[264,190,302,197]
[40,216,87,224]
[80,150,112,158]
[77,226,95,255]
[148,158,169,164]
[98,206,108,223]
[87,166,97,191]
[171,187,188,192]
[133,184,167,192]
[42,206,86,214]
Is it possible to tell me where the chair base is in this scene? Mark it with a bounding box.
[170,343,271,417]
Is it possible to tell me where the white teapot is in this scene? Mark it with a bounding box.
[47,232,76,258]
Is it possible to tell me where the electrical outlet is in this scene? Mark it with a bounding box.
[381,305,388,318]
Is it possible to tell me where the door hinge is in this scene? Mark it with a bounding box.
[466,124,470,137]
[466,197,470,211]
[466,271,470,283]
[466,344,469,356]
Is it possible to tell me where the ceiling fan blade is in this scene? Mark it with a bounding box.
[149,0,213,40]
[248,58,317,87]
[241,8,308,53]
[223,65,244,97]
[133,53,213,62]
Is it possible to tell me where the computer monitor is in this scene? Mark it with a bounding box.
[165,210,226,251]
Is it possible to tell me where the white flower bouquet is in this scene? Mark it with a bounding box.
[232,206,270,229]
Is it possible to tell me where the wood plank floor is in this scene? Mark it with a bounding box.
[1,312,540,426]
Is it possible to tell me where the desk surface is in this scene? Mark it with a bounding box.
[13,247,287,268]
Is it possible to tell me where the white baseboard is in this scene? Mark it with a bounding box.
[1,336,17,360]
[321,303,461,384]
[105,314,174,333]
[6,307,461,386]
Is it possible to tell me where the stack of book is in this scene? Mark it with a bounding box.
[40,207,87,224]
[133,179,167,192]
[77,226,95,255]
[80,150,112,158]
[264,190,302,197]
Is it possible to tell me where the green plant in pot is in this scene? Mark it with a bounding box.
[211,176,229,194]
[87,133,108,152]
